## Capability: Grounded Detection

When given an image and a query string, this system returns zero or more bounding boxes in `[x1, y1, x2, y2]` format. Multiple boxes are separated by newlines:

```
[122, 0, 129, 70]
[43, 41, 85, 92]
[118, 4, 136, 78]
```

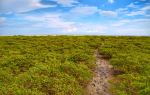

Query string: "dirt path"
[86, 50, 113, 95]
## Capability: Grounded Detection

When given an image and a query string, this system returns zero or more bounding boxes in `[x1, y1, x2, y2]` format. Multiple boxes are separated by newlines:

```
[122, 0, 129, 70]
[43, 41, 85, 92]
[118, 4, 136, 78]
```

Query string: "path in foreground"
[86, 50, 113, 95]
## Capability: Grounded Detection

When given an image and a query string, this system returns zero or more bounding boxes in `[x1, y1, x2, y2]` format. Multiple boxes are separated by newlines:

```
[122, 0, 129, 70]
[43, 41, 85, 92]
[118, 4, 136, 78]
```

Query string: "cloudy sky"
[0, 0, 150, 35]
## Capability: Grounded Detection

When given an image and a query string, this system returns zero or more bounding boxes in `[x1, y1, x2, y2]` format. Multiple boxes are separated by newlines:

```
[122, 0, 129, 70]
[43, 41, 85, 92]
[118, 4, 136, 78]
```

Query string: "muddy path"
[86, 50, 113, 95]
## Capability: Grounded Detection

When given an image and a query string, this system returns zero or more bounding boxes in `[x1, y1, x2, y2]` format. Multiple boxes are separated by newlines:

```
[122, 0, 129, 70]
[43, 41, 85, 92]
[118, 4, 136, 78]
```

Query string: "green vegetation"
[99, 37, 150, 95]
[0, 36, 149, 95]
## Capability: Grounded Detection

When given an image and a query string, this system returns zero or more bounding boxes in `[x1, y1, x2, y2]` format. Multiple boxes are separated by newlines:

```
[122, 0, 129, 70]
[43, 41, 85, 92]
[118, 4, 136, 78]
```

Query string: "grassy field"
[0, 36, 149, 95]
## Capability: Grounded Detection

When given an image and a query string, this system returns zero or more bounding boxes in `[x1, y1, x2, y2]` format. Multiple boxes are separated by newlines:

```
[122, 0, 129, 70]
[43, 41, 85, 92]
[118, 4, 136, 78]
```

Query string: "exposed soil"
[86, 50, 113, 95]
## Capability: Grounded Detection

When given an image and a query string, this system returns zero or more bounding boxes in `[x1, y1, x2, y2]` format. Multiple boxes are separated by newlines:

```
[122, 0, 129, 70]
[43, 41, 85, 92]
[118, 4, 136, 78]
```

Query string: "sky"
[0, 0, 150, 36]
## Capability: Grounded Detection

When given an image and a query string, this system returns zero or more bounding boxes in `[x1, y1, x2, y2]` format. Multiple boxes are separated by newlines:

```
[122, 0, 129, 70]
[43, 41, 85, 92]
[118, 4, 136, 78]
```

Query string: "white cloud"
[127, 3, 138, 8]
[70, 6, 98, 16]
[116, 3, 137, 14]
[114, 28, 150, 36]
[23, 13, 77, 32]
[0, 17, 6, 25]
[23, 13, 107, 33]
[115, 3, 138, 17]
[99, 10, 118, 17]
[0, 0, 56, 13]
[2, 12, 108, 34]
[112, 19, 150, 27]
[108, 18, 150, 36]
[126, 11, 145, 16]
[115, 3, 150, 17]
[116, 7, 128, 14]
[123, 4, 150, 17]
[76, 23, 107, 34]
[1, 14, 150, 35]
[108, 0, 115, 4]
[141, 5, 150, 11]
[112, 19, 130, 27]
[140, 0, 147, 1]
[51, 0, 79, 7]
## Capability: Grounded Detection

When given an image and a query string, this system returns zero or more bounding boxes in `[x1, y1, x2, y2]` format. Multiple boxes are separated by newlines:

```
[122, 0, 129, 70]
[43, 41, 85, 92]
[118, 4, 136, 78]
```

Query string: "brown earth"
[86, 50, 113, 95]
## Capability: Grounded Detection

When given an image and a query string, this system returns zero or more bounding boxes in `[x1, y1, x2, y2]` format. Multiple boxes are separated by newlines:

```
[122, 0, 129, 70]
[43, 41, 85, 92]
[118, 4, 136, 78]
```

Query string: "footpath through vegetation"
[86, 50, 113, 95]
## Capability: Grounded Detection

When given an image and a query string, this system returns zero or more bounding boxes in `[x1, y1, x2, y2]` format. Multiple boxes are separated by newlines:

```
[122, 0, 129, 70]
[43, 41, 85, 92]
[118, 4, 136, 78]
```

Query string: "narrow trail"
[86, 50, 113, 95]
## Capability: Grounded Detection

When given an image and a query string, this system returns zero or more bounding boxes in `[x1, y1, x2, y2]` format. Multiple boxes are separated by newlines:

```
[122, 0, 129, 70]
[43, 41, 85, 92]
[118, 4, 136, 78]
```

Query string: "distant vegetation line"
[0, 36, 149, 95]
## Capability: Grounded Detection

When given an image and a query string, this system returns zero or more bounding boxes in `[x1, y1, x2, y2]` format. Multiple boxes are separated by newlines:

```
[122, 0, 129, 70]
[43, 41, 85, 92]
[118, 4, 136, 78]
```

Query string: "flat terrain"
[0, 36, 149, 95]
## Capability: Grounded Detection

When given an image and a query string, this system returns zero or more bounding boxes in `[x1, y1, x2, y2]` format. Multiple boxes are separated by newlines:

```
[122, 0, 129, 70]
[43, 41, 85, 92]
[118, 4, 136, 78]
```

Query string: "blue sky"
[0, 0, 150, 36]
